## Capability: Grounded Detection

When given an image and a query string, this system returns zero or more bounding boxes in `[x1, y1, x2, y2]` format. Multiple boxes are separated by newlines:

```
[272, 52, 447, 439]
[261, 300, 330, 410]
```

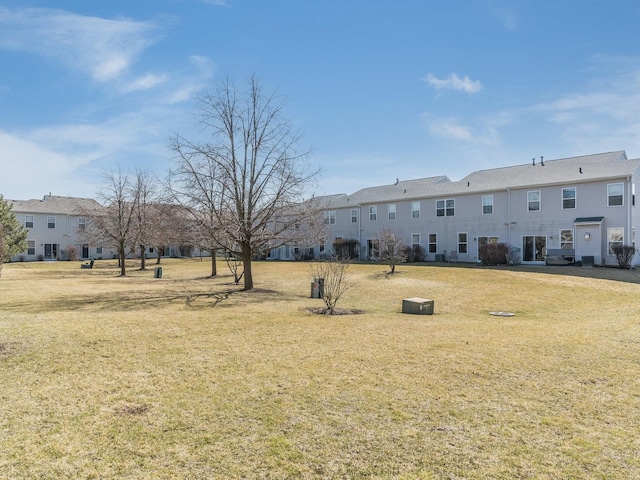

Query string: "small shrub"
[309, 257, 350, 315]
[403, 245, 426, 263]
[66, 245, 78, 261]
[479, 242, 510, 266]
[611, 245, 635, 269]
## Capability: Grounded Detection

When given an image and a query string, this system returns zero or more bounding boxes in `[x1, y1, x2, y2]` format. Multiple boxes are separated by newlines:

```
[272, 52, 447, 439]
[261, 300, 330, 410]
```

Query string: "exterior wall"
[317, 172, 640, 267]
[13, 212, 97, 261]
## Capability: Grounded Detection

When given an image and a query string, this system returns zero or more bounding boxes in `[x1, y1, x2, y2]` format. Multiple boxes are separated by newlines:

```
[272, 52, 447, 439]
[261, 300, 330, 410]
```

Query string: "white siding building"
[314, 151, 640, 267]
[8, 195, 104, 261]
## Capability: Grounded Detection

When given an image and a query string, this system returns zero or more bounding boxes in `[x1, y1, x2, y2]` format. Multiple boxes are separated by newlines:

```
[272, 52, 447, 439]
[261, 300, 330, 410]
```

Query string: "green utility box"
[402, 297, 434, 315]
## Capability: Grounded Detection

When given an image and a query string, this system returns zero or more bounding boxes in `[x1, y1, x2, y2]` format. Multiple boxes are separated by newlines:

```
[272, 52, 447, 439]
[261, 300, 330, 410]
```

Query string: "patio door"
[522, 236, 546, 262]
[44, 243, 59, 260]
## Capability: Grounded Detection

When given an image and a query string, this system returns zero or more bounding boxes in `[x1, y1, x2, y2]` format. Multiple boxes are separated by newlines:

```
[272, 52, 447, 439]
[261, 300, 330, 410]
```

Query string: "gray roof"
[323, 151, 640, 207]
[8, 195, 102, 215]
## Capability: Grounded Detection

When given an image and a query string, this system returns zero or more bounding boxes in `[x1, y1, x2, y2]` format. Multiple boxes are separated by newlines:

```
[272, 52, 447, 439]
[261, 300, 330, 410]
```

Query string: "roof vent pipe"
[540, 156, 544, 166]
[532, 157, 536, 166]
[579, 167, 583, 174]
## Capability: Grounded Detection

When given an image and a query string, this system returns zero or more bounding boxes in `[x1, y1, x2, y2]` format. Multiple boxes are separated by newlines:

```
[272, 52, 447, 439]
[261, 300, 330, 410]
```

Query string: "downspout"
[627, 175, 633, 249]
[358, 205, 362, 259]
[507, 188, 512, 245]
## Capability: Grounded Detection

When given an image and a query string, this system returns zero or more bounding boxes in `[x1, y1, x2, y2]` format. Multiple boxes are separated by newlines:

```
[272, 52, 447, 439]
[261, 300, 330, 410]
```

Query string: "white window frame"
[27, 240, 36, 256]
[607, 227, 624, 255]
[608, 183, 624, 207]
[560, 229, 574, 249]
[388, 204, 396, 220]
[411, 233, 420, 248]
[527, 191, 541, 212]
[47, 216, 56, 229]
[351, 209, 358, 223]
[411, 201, 420, 219]
[562, 187, 576, 209]
[436, 199, 455, 217]
[458, 232, 468, 254]
[324, 210, 336, 225]
[369, 206, 377, 221]
[25, 215, 34, 228]
[428, 233, 437, 253]
[78, 217, 86, 230]
[482, 195, 493, 215]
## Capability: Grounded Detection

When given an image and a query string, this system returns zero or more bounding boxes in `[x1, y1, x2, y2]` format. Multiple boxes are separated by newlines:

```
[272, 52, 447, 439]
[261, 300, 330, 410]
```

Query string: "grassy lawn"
[1, 259, 639, 479]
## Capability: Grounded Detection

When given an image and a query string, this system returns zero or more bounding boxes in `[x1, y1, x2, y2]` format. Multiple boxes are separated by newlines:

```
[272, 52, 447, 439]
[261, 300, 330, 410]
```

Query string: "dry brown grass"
[1, 259, 640, 479]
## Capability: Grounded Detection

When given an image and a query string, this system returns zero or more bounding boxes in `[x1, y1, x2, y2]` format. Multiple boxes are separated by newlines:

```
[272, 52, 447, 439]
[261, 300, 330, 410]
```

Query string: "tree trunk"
[210, 252, 217, 277]
[140, 245, 147, 270]
[242, 243, 253, 290]
[119, 240, 127, 276]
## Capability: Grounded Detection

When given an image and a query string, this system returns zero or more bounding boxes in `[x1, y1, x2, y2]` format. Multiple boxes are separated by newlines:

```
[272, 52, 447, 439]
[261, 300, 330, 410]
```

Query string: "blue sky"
[2, 1, 640, 201]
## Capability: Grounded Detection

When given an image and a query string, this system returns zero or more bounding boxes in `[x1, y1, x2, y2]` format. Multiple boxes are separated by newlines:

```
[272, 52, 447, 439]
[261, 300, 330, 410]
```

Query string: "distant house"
[7, 194, 210, 262]
[296, 151, 640, 267]
[8, 194, 104, 261]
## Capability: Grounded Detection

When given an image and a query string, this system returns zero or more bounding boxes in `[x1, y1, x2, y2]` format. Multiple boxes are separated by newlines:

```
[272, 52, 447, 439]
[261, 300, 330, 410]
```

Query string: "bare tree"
[378, 228, 407, 273]
[310, 257, 351, 315]
[132, 170, 158, 271]
[165, 152, 221, 277]
[83, 170, 139, 276]
[169, 75, 319, 289]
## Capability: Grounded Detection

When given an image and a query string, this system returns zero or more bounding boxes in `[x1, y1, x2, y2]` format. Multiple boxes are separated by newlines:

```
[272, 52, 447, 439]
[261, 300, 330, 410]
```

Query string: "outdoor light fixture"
[585, 232, 591, 240]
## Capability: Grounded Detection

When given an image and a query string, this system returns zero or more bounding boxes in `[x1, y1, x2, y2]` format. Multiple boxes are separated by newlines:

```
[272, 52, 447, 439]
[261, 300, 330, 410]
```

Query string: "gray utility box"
[402, 297, 434, 315]
[154, 267, 163, 279]
[310, 278, 325, 298]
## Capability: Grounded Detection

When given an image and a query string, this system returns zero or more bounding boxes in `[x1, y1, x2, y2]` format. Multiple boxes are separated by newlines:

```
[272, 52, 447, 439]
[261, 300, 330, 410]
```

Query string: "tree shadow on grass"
[1, 285, 289, 314]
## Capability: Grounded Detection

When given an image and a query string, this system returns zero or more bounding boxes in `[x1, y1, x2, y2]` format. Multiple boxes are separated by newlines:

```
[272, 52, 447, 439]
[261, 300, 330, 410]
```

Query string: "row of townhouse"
[6, 195, 201, 261]
[273, 151, 640, 267]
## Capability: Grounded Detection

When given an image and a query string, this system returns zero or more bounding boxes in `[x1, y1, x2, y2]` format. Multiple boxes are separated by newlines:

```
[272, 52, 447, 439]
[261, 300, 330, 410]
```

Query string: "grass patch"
[1, 259, 640, 478]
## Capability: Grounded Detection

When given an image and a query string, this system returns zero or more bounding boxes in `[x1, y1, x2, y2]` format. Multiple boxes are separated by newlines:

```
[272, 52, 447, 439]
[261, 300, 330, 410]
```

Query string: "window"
[27, 240, 35, 256]
[369, 206, 377, 221]
[25, 215, 34, 228]
[411, 234, 420, 248]
[482, 195, 493, 215]
[351, 209, 358, 223]
[608, 227, 624, 255]
[527, 191, 541, 212]
[436, 199, 455, 217]
[562, 187, 576, 209]
[78, 217, 86, 230]
[367, 239, 380, 258]
[324, 210, 336, 225]
[608, 183, 624, 206]
[458, 232, 468, 254]
[428, 233, 437, 253]
[388, 204, 396, 220]
[411, 201, 420, 219]
[47, 216, 56, 228]
[560, 229, 574, 250]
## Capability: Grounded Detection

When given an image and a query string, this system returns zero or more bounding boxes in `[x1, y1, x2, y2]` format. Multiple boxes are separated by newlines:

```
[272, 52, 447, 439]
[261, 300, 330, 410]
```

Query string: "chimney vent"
[532, 157, 536, 166]
[540, 156, 544, 166]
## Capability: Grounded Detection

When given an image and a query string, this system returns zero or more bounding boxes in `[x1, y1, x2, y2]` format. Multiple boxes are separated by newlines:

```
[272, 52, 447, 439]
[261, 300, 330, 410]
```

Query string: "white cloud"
[200, 0, 230, 6]
[0, 7, 160, 82]
[423, 73, 482, 94]
[0, 130, 97, 199]
[165, 55, 216, 104]
[121, 73, 169, 93]
[422, 113, 503, 145]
